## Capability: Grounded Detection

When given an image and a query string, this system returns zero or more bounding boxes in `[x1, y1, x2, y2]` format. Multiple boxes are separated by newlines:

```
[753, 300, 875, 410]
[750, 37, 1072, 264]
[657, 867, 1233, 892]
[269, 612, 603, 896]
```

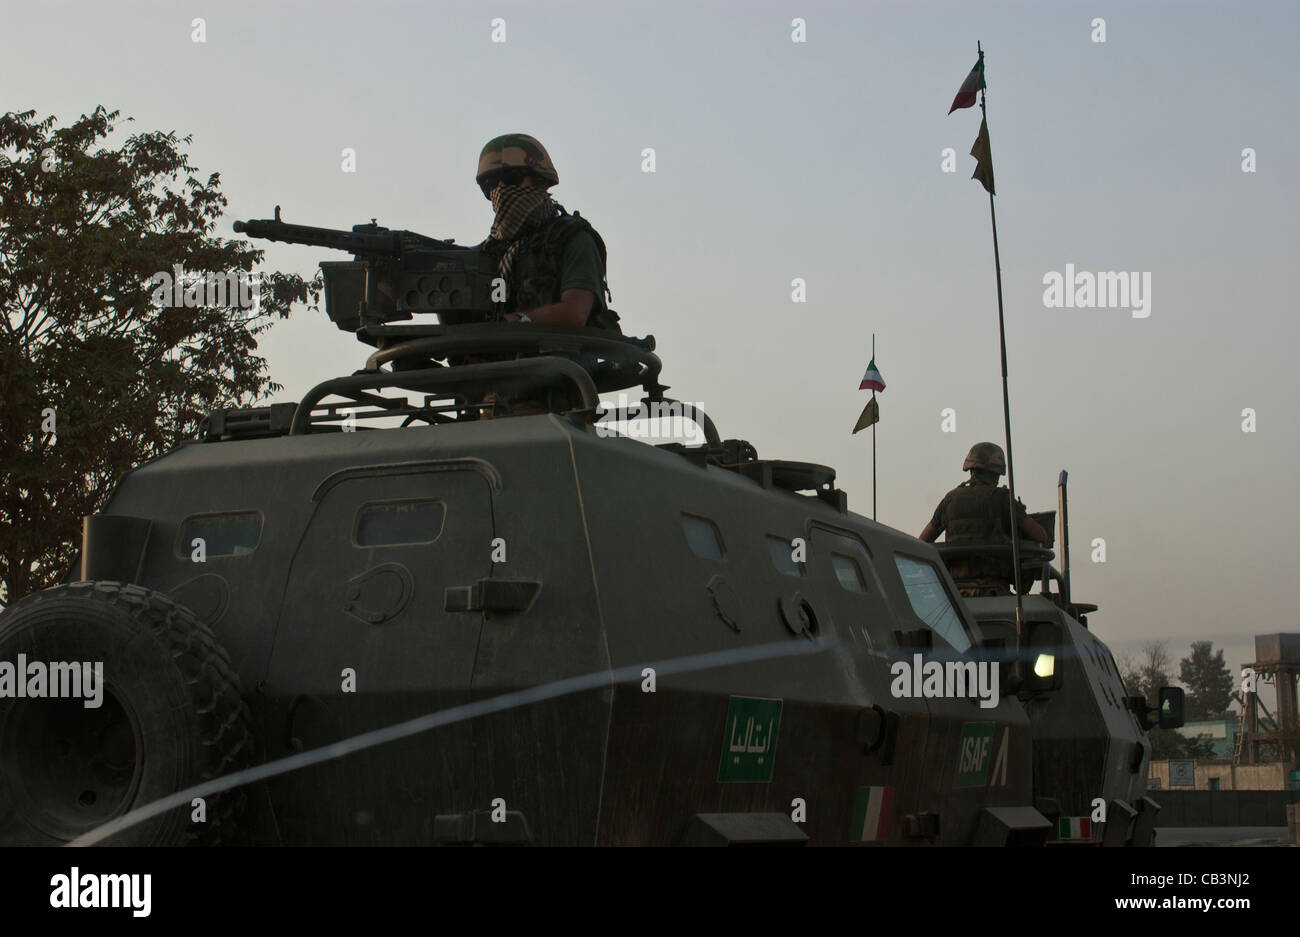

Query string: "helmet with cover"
[476, 134, 559, 197]
[962, 441, 1006, 475]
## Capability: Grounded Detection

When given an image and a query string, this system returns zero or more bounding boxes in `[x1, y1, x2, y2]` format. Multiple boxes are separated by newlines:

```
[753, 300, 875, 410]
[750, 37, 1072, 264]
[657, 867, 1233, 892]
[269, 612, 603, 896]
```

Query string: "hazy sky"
[5, 0, 1297, 684]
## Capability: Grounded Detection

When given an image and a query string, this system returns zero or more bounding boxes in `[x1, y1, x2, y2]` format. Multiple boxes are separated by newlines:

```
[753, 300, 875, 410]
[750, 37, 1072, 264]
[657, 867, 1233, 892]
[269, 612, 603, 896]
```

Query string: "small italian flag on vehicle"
[1057, 817, 1093, 840]
[850, 785, 893, 842]
[859, 358, 886, 392]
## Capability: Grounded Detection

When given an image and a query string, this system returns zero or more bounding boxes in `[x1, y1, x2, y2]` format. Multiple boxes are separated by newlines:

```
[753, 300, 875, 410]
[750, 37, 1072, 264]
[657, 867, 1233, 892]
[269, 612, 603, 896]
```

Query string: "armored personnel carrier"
[0, 214, 1180, 845]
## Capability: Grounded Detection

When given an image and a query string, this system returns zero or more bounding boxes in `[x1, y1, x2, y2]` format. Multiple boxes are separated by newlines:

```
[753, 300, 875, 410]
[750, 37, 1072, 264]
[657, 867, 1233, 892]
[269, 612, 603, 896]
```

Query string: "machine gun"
[233, 206, 498, 333]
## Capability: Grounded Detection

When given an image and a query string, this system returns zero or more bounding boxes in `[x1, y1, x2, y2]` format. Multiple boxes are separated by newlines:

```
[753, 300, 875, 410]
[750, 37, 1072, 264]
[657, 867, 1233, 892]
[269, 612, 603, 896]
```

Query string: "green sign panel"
[718, 696, 783, 783]
[954, 722, 996, 789]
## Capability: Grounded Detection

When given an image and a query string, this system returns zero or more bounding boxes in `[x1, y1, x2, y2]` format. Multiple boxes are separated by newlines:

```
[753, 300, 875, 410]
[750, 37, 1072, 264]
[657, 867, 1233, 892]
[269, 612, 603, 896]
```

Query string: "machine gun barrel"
[233, 216, 404, 256]
[232, 206, 491, 333]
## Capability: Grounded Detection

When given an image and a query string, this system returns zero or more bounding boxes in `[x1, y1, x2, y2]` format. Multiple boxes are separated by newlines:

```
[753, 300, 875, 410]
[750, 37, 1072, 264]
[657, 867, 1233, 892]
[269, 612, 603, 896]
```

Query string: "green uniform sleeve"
[1012, 495, 1028, 528]
[995, 489, 1028, 533]
[558, 232, 605, 301]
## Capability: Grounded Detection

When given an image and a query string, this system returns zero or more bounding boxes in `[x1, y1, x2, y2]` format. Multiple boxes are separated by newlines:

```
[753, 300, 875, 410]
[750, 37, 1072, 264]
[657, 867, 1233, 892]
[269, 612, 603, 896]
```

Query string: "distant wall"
[1149, 790, 1300, 827]
[1148, 760, 1292, 791]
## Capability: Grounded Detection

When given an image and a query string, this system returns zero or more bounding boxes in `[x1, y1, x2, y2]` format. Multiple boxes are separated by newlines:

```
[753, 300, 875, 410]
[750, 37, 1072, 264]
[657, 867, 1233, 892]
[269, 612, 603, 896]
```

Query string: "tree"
[1118, 640, 1215, 760]
[1118, 640, 1172, 708]
[1178, 641, 1235, 721]
[0, 107, 319, 604]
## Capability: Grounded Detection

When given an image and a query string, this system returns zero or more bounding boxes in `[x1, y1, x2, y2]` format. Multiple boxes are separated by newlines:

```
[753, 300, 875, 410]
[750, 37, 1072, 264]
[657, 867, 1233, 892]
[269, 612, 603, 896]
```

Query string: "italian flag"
[859, 358, 886, 392]
[1058, 817, 1093, 840]
[948, 57, 985, 114]
[851, 785, 894, 842]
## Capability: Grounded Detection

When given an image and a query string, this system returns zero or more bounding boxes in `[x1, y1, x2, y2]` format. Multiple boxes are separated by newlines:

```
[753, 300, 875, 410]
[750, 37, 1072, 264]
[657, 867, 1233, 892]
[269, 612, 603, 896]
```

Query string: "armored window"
[893, 554, 971, 652]
[681, 514, 725, 560]
[353, 499, 446, 547]
[177, 511, 262, 557]
[767, 535, 805, 577]
[831, 553, 867, 592]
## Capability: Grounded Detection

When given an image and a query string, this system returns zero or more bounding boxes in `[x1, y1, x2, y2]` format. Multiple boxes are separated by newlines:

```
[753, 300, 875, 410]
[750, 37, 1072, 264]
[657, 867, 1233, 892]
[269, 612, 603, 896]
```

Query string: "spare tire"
[0, 581, 253, 845]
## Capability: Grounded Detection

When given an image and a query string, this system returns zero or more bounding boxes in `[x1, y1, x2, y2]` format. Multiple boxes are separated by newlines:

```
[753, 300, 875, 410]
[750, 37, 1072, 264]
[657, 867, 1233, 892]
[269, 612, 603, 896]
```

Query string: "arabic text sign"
[718, 695, 783, 783]
[1169, 760, 1195, 787]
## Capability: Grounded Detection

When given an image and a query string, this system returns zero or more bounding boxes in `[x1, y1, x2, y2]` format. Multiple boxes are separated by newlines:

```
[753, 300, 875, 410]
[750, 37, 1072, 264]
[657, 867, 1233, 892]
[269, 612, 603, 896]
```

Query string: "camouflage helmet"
[476, 134, 559, 191]
[963, 442, 1006, 475]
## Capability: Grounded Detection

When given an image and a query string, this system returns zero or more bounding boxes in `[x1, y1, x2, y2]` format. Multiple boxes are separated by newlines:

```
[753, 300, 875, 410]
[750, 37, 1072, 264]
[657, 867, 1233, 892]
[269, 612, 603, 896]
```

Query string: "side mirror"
[1158, 686, 1185, 729]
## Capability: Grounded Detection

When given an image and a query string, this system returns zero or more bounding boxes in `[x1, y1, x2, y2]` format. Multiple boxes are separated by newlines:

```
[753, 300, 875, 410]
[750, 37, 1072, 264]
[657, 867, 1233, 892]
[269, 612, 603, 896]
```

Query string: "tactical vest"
[944, 482, 1014, 582]
[482, 208, 621, 332]
[943, 482, 1011, 542]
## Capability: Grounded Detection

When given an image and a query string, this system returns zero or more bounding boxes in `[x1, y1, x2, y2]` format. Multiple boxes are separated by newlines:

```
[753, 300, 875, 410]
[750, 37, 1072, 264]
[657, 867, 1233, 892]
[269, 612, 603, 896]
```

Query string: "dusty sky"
[5, 0, 1297, 688]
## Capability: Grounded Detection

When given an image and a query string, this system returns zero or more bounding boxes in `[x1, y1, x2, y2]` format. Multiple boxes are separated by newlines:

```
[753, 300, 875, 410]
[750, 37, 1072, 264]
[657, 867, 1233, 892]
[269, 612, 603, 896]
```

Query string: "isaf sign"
[954, 723, 1010, 789]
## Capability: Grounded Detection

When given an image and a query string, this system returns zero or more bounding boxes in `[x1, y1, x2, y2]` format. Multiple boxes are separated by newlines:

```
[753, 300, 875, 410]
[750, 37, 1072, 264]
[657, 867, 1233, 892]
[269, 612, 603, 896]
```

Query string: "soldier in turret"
[919, 442, 1047, 595]
[474, 133, 619, 332]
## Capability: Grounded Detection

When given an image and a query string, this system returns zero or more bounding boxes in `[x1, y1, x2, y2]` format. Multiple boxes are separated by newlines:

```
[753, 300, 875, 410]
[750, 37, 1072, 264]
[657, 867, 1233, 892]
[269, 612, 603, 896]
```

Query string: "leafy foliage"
[1117, 640, 1218, 760]
[1178, 640, 1235, 721]
[1118, 640, 1172, 710]
[0, 107, 319, 604]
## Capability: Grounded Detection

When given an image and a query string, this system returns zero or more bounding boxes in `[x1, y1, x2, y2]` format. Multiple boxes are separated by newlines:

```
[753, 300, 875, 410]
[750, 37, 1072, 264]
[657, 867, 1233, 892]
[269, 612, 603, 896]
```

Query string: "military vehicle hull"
[0, 403, 1155, 845]
[964, 596, 1159, 844]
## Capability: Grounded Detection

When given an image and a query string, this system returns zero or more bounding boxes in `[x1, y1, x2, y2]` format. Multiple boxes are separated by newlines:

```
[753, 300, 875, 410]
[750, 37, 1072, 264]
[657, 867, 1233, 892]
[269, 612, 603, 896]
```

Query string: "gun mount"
[234, 207, 497, 333]
[285, 323, 709, 435]
[933, 507, 1101, 623]
[232, 212, 708, 438]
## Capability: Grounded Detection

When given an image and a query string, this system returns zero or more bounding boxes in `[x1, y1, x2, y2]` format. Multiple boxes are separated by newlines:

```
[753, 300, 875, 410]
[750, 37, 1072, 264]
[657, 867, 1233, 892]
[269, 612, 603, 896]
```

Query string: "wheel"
[0, 581, 253, 844]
